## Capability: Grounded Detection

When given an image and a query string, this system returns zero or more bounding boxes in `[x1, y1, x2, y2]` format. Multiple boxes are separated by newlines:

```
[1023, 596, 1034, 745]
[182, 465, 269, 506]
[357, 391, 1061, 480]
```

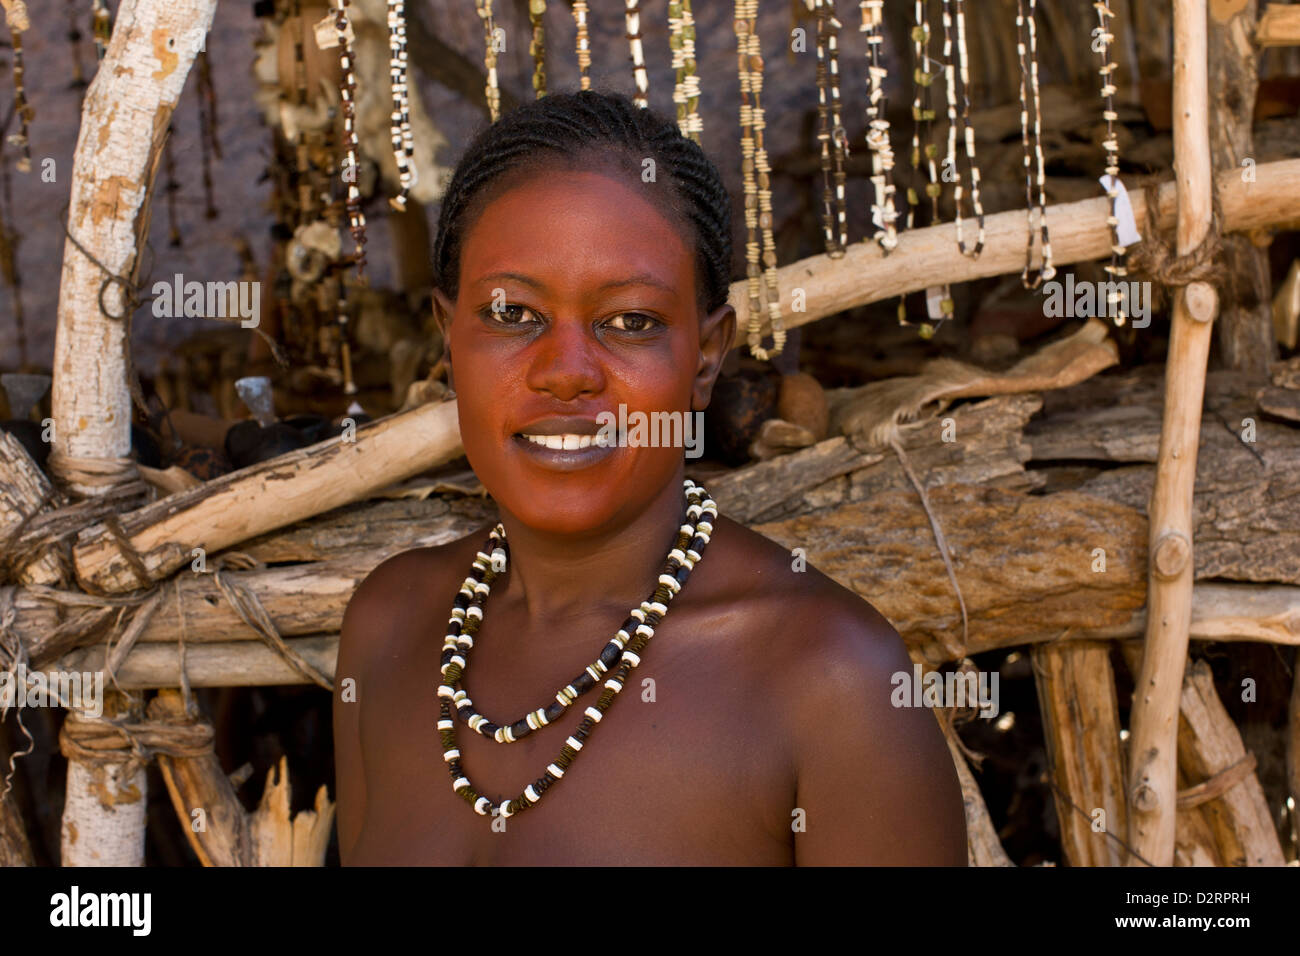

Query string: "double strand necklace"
[1016, 0, 1054, 288]
[437, 480, 718, 820]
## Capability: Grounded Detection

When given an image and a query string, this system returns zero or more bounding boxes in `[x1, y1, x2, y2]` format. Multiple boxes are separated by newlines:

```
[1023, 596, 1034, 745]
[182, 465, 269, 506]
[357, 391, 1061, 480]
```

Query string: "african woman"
[333, 90, 965, 865]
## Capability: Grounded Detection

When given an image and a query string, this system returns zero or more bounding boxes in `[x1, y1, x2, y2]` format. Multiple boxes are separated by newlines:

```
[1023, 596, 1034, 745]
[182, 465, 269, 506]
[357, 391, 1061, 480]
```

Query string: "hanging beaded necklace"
[942, 0, 984, 260]
[476, 0, 502, 123]
[736, 0, 784, 361]
[387, 0, 416, 211]
[573, 1, 592, 91]
[900, 0, 948, 338]
[437, 480, 717, 820]
[1093, 1, 1128, 326]
[810, 0, 848, 257]
[626, 0, 649, 109]
[529, 0, 547, 98]
[333, 0, 368, 283]
[669, 0, 702, 143]
[860, 0, 897, 256]
[1016, 0, 1053, 289]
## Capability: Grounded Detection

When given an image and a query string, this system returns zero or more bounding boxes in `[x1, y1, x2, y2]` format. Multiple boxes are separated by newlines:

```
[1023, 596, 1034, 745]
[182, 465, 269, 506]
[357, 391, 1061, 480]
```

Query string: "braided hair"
[432, 89, 733, 316]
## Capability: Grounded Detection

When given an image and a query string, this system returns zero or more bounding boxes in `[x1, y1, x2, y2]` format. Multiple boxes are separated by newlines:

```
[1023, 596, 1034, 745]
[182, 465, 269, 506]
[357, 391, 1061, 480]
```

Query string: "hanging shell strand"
[476, 0, 501, 122]
[736, 0, 784, 361]
[669, 0, 702, 143]
[860, 0, 897, 255]
[529, 0, 546, 98]
[1016, 0, 1053, 288]
[334, 0, 367, 282]
[942, 0, 984, 259]
[573, 1, 592, 91]
[1093, 1, 1128, 325]
[810, 0, 848, 257]
[6, 5, 33, 174]
[388, 0, 416, 210]
[626, 1, 648, 109]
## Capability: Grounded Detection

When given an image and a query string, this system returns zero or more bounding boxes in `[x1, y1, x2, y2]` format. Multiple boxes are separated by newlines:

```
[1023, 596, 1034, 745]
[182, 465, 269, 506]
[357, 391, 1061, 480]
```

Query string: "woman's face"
[435, 167, 734, 536]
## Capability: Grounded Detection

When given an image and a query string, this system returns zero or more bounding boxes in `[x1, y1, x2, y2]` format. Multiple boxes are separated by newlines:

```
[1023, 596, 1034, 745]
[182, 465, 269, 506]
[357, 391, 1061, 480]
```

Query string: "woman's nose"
[523, 318, 606, 401]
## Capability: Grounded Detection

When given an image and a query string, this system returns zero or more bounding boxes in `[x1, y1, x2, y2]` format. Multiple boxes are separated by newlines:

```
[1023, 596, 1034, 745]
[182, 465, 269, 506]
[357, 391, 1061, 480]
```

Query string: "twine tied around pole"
[1126, 181, 1225, 313]
[58, 708, 214, 806]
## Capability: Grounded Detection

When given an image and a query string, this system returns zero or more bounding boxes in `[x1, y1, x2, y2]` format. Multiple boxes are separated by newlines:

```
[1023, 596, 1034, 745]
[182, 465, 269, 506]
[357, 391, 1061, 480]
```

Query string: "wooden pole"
[50, 0, 219, 867]
[1126, 0, 1219, 866]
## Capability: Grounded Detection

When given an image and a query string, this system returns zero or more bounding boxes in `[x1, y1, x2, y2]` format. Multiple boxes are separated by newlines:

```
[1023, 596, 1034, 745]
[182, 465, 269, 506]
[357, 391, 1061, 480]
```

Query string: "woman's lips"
[510, 432, 617, 471]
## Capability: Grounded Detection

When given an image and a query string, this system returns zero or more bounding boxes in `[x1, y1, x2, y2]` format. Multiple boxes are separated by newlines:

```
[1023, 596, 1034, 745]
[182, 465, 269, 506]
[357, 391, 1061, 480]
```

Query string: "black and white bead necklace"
[437, 480, 717, 820]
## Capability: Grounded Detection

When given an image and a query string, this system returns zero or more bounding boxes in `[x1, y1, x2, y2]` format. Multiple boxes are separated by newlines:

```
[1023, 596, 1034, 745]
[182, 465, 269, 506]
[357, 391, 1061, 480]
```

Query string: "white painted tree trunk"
[52, 0, 218, 867]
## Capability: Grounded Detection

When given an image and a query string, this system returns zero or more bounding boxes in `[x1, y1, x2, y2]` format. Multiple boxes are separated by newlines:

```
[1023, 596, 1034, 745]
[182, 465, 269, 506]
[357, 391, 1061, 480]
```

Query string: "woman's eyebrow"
[473, 271, 676, 295]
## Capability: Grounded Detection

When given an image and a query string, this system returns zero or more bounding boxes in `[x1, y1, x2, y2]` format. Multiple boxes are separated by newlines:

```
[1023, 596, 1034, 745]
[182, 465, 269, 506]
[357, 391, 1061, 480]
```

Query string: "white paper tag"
[925, 285, 945, 320]
[1100, 174, 1142, 248]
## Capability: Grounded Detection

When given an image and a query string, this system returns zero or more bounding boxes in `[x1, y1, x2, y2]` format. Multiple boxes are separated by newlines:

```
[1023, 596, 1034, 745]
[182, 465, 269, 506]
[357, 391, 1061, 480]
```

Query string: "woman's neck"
[491, 465, 691, 630]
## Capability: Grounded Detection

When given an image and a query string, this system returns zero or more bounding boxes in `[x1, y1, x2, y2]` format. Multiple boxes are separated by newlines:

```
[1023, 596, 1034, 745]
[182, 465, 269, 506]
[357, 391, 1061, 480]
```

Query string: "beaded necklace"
[7, 6, 32, 174]
[333, 0, 368, 282]
[476, 0, 502, 123]
[1016, 0, 1053, 289]
[860, 0, 897, 256]
[529, 0, 547, 98]
[387, 0, 416, 211]
[573, 1, 592, 91]
[437, 480, 717, 820]
[736, 0, 784, 361]
[669, 0, 702, 143]
[626, 0, 649, 109]
[1093, 2, 1128, 325]
[902, 0, 947, 338]
[942, 0, 983, 259]
[810, 0, 848, 257]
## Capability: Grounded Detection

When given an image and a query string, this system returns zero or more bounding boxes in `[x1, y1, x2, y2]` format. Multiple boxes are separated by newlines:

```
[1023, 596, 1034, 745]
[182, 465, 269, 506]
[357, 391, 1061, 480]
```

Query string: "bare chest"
[347, 604, 794, 865]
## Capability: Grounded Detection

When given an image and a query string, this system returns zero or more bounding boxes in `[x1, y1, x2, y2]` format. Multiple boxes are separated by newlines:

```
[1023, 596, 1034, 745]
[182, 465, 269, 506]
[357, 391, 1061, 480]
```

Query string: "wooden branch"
[937, 714, 1013, 867]
[0, 431, 69, 585]
[52, 0, 219, 869]
[72, 400, 461, 594]
[249, 756, 334, 866]
[725, 159, 1300, 352]
[1176, 661, 1287, 865]
[148, 690, 250, 867]
[1033, 641, 1129, 865]
[1256, 3, 1300, 46]
[1127, 0, 1218, 868]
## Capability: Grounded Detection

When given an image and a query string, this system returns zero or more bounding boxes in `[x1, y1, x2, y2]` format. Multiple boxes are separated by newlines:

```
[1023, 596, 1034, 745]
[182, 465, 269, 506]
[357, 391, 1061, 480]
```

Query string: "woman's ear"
[692, 303, 737, 412]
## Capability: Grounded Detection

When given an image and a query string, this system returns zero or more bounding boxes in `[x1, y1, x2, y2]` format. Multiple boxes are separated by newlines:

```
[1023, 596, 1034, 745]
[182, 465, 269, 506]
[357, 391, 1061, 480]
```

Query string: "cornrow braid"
[432, 89, 733, 317]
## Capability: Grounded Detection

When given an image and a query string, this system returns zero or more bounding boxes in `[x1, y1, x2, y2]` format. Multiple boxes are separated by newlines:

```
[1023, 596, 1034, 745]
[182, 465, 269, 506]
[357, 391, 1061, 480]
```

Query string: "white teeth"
[521, 433, 598, 450]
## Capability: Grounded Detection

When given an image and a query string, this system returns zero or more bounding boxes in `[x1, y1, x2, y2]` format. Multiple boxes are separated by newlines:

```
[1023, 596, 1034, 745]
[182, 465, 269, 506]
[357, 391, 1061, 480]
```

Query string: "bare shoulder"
[709, 515, 967, 864]
[339, 528, 492, 668]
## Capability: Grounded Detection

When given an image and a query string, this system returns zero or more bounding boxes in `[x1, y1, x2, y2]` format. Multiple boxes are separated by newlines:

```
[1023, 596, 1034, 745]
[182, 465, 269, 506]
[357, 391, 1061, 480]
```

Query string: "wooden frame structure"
[2, 0, 1300, 867]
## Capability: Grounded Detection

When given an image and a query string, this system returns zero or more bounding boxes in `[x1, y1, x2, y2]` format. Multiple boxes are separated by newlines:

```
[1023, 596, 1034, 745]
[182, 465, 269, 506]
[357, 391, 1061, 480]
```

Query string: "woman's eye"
[481, 303, 541, 326]
[605, 312, 659, 333]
